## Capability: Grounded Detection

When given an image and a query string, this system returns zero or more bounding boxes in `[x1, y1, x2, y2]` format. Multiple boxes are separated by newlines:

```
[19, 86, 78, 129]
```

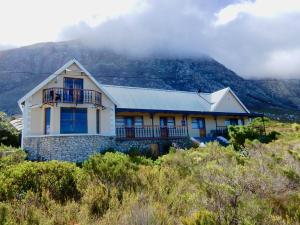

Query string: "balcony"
[43, 88, 102, 106]
[116, 126, 188, 140]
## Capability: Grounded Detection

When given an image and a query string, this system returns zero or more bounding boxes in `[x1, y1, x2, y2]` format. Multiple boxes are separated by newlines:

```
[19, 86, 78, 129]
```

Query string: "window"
[134, 117, 143, 127]
[116, 116, 143, 127]
[116, 116, 125, 127]
[44, 108, 51, 134]
[96, 109, 100, 134]
[63, 78, 84, 103]
[225, 118, 239, 126]
[60, 108, 87, 134]
[160, 117, 175, 128]
[192, 118, 205, 129]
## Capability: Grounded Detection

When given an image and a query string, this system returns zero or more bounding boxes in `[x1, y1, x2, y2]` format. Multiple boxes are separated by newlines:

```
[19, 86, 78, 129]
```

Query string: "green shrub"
[228, 125, 261, 150]
[83, 152, 140, 191]
[182, 209, 217, 225]
[0, 204, 8, 225]
[292, 123, 300, 132]
[0, 145, 26, 169]
[0, 161, 82, 202]
[82, 183, 109, 217]
[0, 113, 20, 147]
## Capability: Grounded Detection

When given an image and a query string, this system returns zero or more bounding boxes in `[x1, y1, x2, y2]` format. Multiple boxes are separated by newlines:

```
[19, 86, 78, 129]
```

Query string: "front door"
[125, 117, 135, 138]
[160, 117, 175, 138]
[64, 78, 84, 103]
[192, 118, 206, 137]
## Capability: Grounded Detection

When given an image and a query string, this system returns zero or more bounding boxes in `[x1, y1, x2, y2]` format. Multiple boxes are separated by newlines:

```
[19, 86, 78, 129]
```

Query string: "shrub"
[82, 183, 109, 217]
[0, 145, 26, 169]
[292, 123, 300, 132]
[0, 161, 82, 202]
[83, 152, 140, 192]
[228, 125, 260, 150]
[0, 204, 8, 225]
[0, 112, 20, 147]
[182, 209, 217, 225]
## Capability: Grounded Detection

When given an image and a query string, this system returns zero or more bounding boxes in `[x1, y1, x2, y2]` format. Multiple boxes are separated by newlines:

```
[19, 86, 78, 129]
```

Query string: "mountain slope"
[0, 41, 299, 117]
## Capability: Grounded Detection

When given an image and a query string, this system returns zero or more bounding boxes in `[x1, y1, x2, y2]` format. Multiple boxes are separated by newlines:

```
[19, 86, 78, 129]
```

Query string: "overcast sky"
[0, 0, 299, 78]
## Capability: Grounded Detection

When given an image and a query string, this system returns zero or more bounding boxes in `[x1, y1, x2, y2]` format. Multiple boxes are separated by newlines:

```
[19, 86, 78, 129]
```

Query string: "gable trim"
[18, 59, 119, 111]
[211, 87, 250, 113]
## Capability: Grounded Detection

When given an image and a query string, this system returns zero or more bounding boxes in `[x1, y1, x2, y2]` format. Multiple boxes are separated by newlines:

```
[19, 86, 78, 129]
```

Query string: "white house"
[18, 59, 261, 162]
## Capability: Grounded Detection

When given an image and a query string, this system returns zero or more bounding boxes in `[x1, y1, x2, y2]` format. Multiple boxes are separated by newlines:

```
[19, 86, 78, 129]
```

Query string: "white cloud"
[263, 49, 300, 77]
[215, 0, 300, 25]
[0, 0, 144, 46]
[0, 0, 300, 78]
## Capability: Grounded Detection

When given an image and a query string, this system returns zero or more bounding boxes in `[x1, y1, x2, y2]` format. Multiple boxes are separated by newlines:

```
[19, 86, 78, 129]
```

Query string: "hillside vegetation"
[0, 119, 299, 224]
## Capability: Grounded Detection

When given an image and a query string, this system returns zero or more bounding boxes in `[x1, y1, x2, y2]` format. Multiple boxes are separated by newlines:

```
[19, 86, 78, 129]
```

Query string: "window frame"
[191, 117, 205, 129]
[44, 108, 51, 135]
[60, 107, 88, 134]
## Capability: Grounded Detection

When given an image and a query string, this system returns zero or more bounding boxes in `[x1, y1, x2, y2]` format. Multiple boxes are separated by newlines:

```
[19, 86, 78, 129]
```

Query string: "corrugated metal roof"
[10, 118, 23, 131]
[102, 85, 213, 112]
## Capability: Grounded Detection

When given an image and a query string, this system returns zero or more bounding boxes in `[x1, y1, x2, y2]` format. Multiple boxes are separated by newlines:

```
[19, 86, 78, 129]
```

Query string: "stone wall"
[23, 135, 191, 162]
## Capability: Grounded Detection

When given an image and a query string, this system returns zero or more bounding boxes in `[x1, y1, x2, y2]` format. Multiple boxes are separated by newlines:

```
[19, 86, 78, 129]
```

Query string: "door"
[125, 117, 135, 138]
[64, 78, 84, 103]
[160, 117, 175, 138]
[192, 118, 206, 137]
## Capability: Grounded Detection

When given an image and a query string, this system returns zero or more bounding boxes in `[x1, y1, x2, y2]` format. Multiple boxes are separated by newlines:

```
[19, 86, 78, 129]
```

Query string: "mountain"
[0, 41, 299, 121]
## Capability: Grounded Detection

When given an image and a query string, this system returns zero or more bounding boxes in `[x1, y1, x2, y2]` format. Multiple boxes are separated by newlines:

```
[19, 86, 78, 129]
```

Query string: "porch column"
[150, 113, 155, 138]
[185, 115, 189, 136]
[214, 116, 218, 129]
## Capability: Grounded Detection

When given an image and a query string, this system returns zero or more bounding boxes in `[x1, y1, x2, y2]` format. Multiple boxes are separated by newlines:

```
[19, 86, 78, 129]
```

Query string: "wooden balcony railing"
[116, 125, 188, 140]
[43, 88, 102, 106]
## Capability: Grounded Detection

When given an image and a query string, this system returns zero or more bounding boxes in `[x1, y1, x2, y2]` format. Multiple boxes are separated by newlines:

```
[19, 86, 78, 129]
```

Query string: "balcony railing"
[116, 126, 188, 140]
[211, 126, 228, 137]
[43, 88, 102, 106]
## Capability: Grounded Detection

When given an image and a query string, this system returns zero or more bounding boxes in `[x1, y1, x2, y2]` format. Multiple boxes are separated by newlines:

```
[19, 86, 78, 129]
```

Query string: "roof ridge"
[102, 84, 212, 94]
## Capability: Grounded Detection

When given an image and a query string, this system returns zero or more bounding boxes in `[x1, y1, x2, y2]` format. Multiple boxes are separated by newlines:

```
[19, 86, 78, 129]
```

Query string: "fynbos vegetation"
[0, 119, 299, 224]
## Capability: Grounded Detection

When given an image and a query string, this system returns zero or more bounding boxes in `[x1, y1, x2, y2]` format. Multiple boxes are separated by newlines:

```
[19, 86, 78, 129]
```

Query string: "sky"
[0, 0, 300, 79]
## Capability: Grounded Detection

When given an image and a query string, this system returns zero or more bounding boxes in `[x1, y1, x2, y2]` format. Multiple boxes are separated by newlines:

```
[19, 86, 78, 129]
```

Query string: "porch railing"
[116, 126, 188, 140]
[211, 126, 228, 137]
[43, 88, 102, 106]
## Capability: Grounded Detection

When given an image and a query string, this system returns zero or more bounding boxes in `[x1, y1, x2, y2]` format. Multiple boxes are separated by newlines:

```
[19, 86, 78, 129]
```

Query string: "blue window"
[60, 108, 87, 134]
[45, 108, 51, 134]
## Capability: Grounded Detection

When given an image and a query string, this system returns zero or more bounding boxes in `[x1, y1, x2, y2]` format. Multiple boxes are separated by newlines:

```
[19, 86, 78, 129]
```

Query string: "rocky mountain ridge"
[0, 41, 299, 121]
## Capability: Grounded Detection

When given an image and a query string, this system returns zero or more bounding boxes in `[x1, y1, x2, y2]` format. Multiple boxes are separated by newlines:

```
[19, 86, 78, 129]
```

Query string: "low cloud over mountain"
[60, 0, 300, 79]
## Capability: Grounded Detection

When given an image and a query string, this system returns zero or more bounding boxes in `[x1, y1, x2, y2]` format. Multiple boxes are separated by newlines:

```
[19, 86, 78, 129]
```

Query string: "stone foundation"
[23, 135, 191, 162]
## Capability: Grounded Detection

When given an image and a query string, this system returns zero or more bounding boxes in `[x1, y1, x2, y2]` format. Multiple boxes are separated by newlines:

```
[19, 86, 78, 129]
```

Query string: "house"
[18, 59, 262, 162]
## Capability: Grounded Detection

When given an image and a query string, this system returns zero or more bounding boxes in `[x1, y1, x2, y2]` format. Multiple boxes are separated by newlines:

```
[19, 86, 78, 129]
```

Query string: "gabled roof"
[102, 85, 250, 113]
[18, 59, 118, 111]
[211, 87, 250, 113]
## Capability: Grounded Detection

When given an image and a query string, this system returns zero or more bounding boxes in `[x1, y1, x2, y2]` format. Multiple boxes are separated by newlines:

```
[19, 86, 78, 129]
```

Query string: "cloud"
[215, 0, 300, 25]
[0, 0, 142, 46]
[57, 0, 300, 79]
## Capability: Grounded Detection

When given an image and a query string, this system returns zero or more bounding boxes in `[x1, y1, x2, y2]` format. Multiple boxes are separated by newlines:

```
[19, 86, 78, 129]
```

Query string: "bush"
[228, 125, 261, 150]
[83, 152, 140, 192]
[0, 113, 20, 147]
[82, 183, 109, 218]
[292, 123, 300, 132]
[0, 161, 82, 202]
[182, 209, 217, 225]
